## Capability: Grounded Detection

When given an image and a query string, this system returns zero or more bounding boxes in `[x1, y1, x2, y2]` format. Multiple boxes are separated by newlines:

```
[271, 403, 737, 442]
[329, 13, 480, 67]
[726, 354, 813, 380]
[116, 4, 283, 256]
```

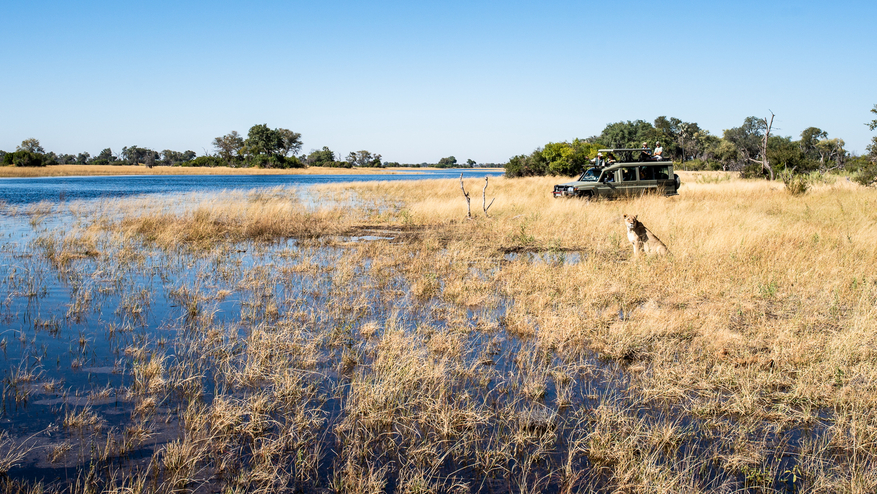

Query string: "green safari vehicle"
[552, 148, 680, 199]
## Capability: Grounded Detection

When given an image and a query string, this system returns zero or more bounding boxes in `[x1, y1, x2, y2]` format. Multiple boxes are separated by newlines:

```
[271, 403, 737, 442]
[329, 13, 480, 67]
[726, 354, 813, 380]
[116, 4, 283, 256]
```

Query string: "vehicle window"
[639, 166, 656, 180]
[579, 168, 600, 182]
[654, 166, 670, 180]
[601, 171, 615, 182]
[621, 167, 636, 182]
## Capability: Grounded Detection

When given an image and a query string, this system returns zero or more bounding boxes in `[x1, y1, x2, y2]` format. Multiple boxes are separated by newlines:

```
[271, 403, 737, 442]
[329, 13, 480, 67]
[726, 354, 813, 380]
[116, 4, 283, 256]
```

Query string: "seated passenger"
[640, 142, 651, 161]
[653, 142, 664, 161]
[602, 172, 614, 183]
[605, 152, 617, 164]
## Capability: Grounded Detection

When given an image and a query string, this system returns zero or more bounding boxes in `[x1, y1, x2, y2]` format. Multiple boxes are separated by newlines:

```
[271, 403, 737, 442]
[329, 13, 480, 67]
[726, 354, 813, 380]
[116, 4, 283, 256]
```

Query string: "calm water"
[0, 168, 504, 206]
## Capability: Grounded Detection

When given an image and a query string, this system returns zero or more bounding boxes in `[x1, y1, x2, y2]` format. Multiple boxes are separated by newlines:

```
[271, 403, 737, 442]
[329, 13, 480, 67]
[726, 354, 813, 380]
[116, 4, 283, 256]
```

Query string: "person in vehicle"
[653, 142, 664, 160]
[640, 142, 651, 161]
[594, 152, 604, 167]
[605, 152, 617, 164]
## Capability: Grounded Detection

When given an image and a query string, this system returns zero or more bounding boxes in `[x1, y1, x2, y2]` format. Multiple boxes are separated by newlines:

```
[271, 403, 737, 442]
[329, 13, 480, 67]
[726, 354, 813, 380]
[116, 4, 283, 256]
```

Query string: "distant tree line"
[505, 108, 877, 184]
[1, 123, 491, 170]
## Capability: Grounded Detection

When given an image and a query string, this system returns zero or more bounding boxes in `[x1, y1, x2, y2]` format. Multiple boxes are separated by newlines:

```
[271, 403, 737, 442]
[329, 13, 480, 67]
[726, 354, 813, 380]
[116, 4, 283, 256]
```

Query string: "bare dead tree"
[748, 111, 775, 180]
[482, 176, 495, 217]
[460, 173, 472, 219]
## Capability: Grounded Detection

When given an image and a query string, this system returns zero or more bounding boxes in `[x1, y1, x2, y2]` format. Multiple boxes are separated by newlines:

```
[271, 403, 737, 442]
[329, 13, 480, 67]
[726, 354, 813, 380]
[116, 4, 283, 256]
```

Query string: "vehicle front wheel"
[674, 174, 681, 190]
[578, 191, 594, 202]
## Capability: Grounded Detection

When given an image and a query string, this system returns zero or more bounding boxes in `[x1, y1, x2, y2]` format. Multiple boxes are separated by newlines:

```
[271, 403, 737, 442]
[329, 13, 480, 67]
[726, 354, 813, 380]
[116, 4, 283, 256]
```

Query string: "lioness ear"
[623, 214, 629, 219]
[632, 215, 637, 221]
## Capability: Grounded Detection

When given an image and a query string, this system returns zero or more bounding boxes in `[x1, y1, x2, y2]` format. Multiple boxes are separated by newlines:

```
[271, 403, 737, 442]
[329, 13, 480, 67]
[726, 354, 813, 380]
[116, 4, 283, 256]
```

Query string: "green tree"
[17, 138, 44, 154]
[799, 127, 827, 159]
[243, 124, 305, 168]
[306, 146, 336, 166]
[542, 139, 597, 176]
[57, 154, 76, 164]
[814, 138, 846, 171]
[723, 116, 769, 174]
[121, 146, 158, 166]
[245, 124, 282, 157]
[505, 149, 548, 177]
[10, 150, 49, 167]
[437, 156, 457, 168]
[466, 159, 476, 167]
[95, 148, 116, 162]
[345, 150, 382, 167]
[276, 128, 303, 157]
[765, 136, 810, 174]
[599, 120, 654, 148]
[868, 104, 877, 131]
[213, 131, 244, 164]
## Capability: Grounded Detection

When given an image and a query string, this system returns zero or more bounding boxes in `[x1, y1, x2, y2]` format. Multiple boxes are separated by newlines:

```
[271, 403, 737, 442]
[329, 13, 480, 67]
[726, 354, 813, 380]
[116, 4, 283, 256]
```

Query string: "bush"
[249, 155, 304, 169]
[180, 156, 224, 168]
[91, 158, 110, 166]
[10, 150, 48, 167]
[779, 169, 810, 196]
[852, 163, 877, 187]
[505, 151, 548, 178]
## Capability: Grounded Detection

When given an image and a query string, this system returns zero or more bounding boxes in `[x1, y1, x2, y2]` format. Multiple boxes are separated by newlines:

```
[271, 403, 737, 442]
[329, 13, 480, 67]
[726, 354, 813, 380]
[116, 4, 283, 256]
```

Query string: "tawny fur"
[623, 214, 669, 256]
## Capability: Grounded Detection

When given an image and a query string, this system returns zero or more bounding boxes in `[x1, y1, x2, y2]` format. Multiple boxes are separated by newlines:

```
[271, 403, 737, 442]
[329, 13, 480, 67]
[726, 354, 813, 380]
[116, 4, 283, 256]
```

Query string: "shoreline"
[0, 164, 503, 179]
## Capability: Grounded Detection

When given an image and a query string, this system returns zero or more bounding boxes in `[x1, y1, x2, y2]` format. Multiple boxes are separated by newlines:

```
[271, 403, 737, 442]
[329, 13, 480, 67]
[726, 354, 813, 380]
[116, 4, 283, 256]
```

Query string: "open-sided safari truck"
[552, 148, 680, 199]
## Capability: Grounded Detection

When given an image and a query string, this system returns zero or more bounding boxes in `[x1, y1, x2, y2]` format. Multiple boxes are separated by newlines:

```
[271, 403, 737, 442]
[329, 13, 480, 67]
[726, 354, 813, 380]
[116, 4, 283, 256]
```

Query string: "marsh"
[1, 171, 876, 493]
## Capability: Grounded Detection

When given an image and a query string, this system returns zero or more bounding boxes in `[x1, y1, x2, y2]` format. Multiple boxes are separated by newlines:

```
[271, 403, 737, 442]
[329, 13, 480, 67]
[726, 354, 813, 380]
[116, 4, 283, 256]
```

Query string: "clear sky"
[2, 0, 875, 164]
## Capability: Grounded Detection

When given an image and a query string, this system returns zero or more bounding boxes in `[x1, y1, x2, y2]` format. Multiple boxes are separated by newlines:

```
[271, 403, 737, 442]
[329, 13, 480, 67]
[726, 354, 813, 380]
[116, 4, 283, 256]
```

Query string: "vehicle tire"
[674, 174, 680, 190]
[579, 191, 593, 202]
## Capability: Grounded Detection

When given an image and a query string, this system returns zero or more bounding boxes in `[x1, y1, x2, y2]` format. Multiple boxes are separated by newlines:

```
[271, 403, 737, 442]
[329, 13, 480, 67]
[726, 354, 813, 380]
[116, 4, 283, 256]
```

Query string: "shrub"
[11, 150, 48, 167]
[779, 169, 810, 196]
[505, 151, 548, 178]
[852, 163, 877, 187]
[249, 155, 304, 169]
[180, 156, 224, 168]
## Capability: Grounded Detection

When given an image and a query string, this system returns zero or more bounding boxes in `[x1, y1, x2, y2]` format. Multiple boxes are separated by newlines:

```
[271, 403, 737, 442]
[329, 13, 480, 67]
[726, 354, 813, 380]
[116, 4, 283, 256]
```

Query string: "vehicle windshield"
[578, 167, 601, 182]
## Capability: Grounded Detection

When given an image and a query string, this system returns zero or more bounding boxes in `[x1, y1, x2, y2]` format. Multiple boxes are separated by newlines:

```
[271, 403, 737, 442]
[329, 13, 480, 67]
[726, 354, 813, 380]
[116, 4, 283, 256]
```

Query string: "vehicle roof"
[598, 148, 650, 152]
[599, 161, 671, 171]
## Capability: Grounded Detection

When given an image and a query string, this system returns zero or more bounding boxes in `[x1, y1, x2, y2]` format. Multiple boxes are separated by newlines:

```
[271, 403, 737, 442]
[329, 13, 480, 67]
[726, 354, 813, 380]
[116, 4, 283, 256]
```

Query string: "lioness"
[623, 214, 670, 256]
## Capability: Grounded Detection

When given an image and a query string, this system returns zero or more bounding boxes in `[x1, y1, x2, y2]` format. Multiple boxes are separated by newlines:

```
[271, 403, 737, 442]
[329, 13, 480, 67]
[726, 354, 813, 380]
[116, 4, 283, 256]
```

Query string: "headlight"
[568, 187, 574, 192]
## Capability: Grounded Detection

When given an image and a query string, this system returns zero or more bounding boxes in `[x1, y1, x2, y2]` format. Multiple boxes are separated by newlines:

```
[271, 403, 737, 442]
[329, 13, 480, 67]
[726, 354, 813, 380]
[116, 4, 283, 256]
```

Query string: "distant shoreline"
[0, 164, 503, 178]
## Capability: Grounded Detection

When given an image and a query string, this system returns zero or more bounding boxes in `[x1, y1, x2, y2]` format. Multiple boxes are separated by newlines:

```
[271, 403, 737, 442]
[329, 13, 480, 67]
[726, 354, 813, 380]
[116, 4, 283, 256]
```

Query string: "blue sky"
[2, 0, 875, 164]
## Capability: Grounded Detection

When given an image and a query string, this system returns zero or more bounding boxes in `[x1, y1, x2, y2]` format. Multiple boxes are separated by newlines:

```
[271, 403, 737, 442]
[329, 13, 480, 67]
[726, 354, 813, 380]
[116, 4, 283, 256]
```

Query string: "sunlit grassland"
[2, 172, 877, 492]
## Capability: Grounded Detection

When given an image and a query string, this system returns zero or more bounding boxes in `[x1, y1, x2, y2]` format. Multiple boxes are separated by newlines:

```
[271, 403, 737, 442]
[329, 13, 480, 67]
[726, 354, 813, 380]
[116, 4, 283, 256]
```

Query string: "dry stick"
[460, 173, 472, 219]
[482, 176, 496, 217]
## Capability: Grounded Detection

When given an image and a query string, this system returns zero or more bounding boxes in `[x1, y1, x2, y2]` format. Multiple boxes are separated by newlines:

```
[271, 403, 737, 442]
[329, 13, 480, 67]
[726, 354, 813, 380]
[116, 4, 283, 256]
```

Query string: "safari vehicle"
[552, 148, 680, 199]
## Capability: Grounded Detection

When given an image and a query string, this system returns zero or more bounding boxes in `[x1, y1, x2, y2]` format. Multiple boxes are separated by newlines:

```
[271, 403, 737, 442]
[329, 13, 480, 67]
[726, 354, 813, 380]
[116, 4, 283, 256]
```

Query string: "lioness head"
[623, 214, 638, 230]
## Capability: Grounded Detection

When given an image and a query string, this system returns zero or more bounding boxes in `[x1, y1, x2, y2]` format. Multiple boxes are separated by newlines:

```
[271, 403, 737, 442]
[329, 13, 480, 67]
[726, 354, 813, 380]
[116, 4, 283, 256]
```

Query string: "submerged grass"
[1, 171, 877, 492]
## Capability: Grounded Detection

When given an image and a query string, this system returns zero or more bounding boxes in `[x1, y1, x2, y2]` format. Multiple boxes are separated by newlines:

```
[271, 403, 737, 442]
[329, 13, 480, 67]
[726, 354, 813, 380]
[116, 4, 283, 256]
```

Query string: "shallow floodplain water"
[0, 175, 826, 492]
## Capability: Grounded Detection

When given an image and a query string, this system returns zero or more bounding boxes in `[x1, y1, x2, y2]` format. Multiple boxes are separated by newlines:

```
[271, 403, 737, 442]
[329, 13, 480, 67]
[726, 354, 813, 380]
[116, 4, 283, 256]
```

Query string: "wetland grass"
[1, 173, 876, 492]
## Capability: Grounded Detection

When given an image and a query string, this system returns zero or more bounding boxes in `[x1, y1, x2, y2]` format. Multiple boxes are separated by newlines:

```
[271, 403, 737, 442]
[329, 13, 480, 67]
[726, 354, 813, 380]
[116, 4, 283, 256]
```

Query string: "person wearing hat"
[594, 152, 605, 167]
[640, 142, 651, 161]
[653, 142, 664, 161]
